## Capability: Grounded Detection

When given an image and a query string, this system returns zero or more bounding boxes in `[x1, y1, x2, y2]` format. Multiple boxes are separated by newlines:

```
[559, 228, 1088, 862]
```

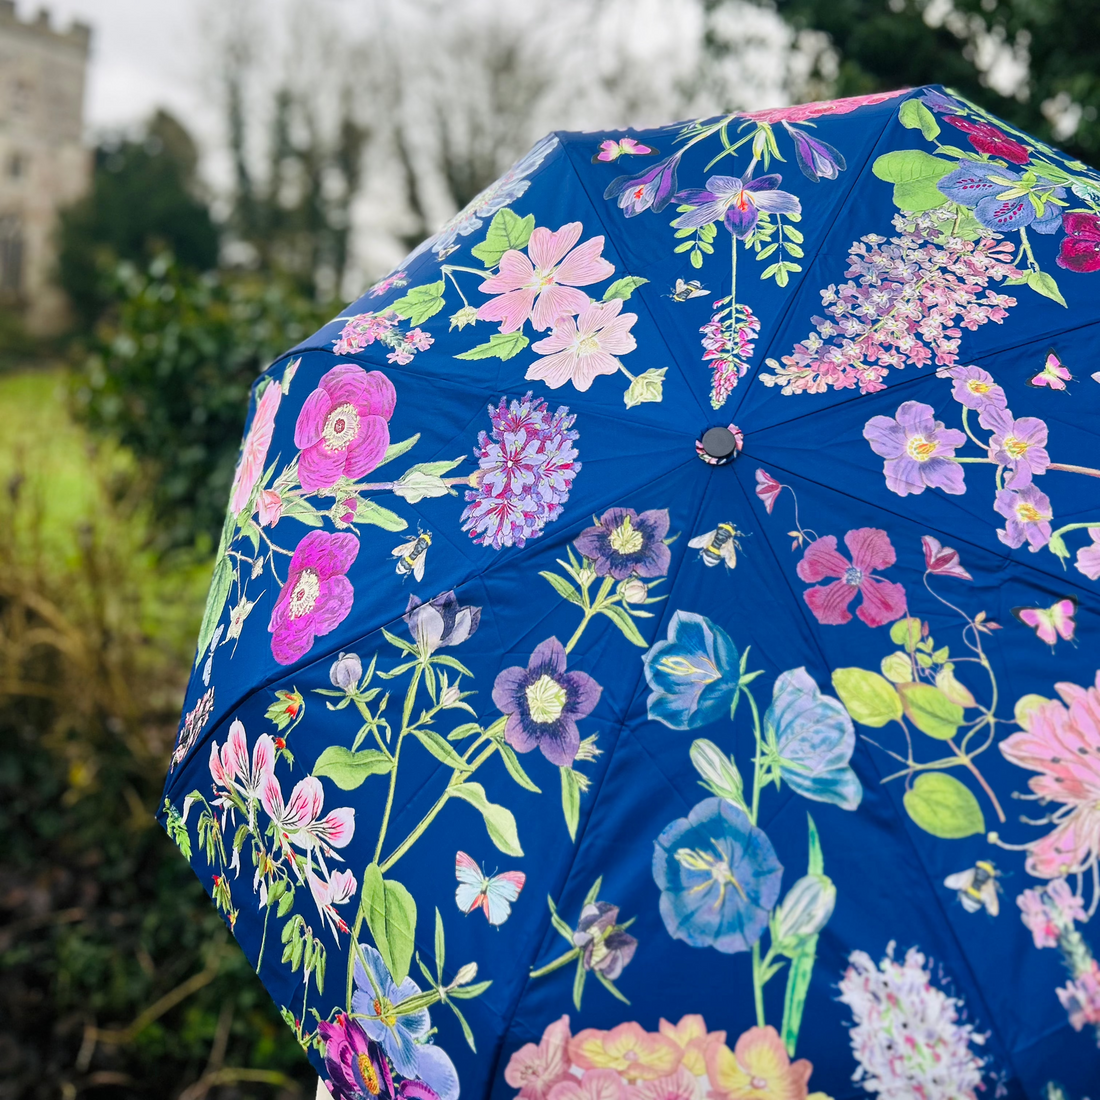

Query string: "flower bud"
[576, 561, 598, 587]
[449, 306, 479, 331]
[618, 578, 649, 605]
[452, 962, 478, 986]
[441, 683, 462, 708]
[773, 873, 836, 943]
[330, 653, 362, 692]
[690, 739, 744, 806]
[624, 367, 666, 409]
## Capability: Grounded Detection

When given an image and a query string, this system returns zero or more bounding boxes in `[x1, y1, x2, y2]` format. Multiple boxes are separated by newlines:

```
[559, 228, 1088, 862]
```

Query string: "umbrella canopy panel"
[162, 86, 1100, 1100]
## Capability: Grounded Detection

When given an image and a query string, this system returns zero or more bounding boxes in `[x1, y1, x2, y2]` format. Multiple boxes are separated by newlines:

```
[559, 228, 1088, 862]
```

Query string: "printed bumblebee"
[392, 529, 432, 582]
[668, 278, 708, 302]
[944, 860, 1001, 916]
[688, 523, 743, 570]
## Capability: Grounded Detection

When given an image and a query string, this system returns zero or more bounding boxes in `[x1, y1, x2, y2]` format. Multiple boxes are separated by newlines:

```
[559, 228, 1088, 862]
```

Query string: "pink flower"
[528, 299, 638, 391]
[754, 469, 782, 514]
[257, 489, 282, 528]
[548, 1070, 630, 1100]
[1058, 961, 1100, 1032]
[1001, 674, 1100, 877]
[476, 222, 615, 333]
[797, 528, 907, 628]
[268, 530, 359, 665]
[743, 89, 906, 125]
[306, 868, 357, 937]
[293, 363, 396, 494]
[944, 116, 1030, 165]
[261, 773, 355, 859]
[569, 1023, 682, 1082]
[504, 1015, 573, 1100]
[633, 1068, 697, 1100]
[1018, 887, 1060, 948]
[1075, 528, 1100, 580]
[922, 535, 972, 580]
[230, 381, 282, 515]
[209, 719, 275, 815]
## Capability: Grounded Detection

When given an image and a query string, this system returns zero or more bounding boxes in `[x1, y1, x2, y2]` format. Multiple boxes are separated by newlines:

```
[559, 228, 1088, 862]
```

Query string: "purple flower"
[603, 153, 682, 216]
[945, 365, 1007, 411]
[937, 160, 1064, 234]
[1075, 529, 1100, 580]
[572, 902, 637, 979]
[319, 1015, 401, 1100]
[268, 531, 359, 665]
[573, 507, 671, 581]
[404, 590, 481, 653]
[673, 172, 801, 238]
[492, 638, 601, 766]
[863, 401, 967, 497]
[797, 528, 907, 628]
[919, 89, 964, 114]
[979, 406, 1050, 485]
[783, 122, 846, 182]
[461, 394, 580, 550]
[994, 483, 1053, 551]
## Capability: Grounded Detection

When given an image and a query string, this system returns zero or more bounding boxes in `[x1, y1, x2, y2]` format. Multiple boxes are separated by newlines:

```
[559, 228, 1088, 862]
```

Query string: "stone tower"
[0, 2, 90, 333]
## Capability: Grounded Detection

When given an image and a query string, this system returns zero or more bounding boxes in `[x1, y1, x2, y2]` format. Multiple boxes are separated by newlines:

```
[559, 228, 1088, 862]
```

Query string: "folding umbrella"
[161, 85, 1100, 1099]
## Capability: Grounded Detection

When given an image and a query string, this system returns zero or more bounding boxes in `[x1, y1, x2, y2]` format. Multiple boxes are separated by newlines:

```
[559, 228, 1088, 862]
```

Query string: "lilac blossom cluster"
[761, 212, 1020, 395]
[700, 302, 760, 408]
[1018, 880, 1100, 1044]
[461, 393, 581, 550]
[332, 310, 433, 365]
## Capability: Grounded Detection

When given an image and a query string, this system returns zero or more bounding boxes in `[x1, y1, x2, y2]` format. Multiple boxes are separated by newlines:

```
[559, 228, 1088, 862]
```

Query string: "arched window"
[0, 215, 24, 294]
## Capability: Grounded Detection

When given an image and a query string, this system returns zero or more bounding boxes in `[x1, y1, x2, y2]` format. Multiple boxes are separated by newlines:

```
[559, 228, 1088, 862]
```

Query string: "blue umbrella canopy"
[161, 86, 1100, 1099]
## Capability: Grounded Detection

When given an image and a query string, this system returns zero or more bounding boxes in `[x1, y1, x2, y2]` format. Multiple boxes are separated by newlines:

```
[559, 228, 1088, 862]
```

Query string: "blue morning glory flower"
[653, 797, 783, 953]
[643, 611, 738, 729]
[764, 667, 863, 811]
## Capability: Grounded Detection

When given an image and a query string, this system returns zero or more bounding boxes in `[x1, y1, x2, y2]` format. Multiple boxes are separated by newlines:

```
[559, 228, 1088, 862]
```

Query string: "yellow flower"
[569, 1022, 682, 1082]
[658, 1014, 725, 1076]
[705, 1026, 813, 1100]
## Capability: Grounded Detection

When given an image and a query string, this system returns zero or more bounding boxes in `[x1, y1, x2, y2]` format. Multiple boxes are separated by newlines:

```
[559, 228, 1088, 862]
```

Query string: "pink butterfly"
[593, 138, 657, 163]
[455, 851, 525, 925]
[1012, 597, 1078, 647]
[1028, 350, 1073, 390]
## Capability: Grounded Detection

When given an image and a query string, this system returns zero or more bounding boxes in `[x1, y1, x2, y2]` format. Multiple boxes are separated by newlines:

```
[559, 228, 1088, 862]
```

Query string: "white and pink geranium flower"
[229, 381, 282, 515]
[261, 774, 355, 865]
[527, 300, 638, 392]
[209, 719, 276, 828]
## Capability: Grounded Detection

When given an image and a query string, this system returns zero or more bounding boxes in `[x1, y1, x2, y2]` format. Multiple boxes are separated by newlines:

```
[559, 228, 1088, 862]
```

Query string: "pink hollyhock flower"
[504, 1015, 573, 1100]
[1000, 674, 1100, 877]
[230, 381, 282, 515]
[261, 773, 355, 860]
[476, 222, 614, 333]
[257, 489, 282, 528]
[743, 89, 905, 125]
[1058, 212, 1100, 273]
[1075, 528, 1100, 580]
[368, 270, 407, 297]
[268, 530, 359, 665]
[797, 528, 907, 628]
[979, 407, 1050, 486]
[548, 1070, 630, 1100]
[1049, 877, 1089, 923]
[528, 299, 638, 391]
[944, 115, 1030, 164]
[994, 483, 1052, 551]
[294, 363, 396, 494]
[755, 469, 782, 514]
[863, 401, 967, 497]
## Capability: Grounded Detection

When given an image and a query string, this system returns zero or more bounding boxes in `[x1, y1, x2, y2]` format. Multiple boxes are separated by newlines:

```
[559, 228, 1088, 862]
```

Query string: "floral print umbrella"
[161, 86, 1100, 1100]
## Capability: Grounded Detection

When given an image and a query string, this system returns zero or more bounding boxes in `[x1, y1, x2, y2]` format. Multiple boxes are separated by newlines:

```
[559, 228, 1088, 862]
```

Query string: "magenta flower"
[269, 530, 359, 664]
[673, 173, 801, 239]
[945, 365, 1007, 412]
[333, 312, 397, 356]
[1057, 213, 1100, 273]
[230, 381, 282, 515]
[294, 363, 396, 494]
[921, 535, 972, 581]
[492, 638, 601, 766]
[574, 507, 671, 580]
[944, 115, 1030, 164]
[797, 528, 907, 628]
[369, 270, 408, 297]
[979, 406, 1050, 485]
[476, 223, 614, 333]
[744, 89, 906, 125]
[863, 401, 967, 497]
[603, 153, 682, 216]
[528, 299, 637, 391]
[994, 483, 1053, 551]
[1075, 528, 1100, 581]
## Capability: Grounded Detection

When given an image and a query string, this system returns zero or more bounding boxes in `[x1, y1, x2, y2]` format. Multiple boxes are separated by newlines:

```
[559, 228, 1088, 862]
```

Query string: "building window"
[0, 215, 24, 294]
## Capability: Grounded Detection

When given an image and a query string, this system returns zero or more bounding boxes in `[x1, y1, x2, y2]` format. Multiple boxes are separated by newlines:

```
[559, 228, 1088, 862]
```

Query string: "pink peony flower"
[528, 299, 638, 391]
[476, 222, 615, 333]
[268, 530, 359, 665]
[504, 1015, 573, 1100]
[294, 363, 396, 494]
[230, 381, 282, 515]
[797, 528, 907, 628]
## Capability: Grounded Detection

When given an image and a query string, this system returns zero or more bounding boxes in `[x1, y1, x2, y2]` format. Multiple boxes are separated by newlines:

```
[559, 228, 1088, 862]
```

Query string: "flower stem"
[1049, 462, 1100, 479]
[752, 941, 766, 1027]
[530, 947, 581, 979]
[256, 895, 271, 973]
[1052, 521, 1100, 539]
[947, 738, 1006, 823]
[960, 406, 987, 450]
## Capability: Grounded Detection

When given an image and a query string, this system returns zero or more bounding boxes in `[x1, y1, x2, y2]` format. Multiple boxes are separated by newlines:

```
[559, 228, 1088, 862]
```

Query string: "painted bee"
[688, 523, 743, 570]
[668, 278, 708, 302]
[944, 860, 1001, 916]
[392, 530, 432, 582]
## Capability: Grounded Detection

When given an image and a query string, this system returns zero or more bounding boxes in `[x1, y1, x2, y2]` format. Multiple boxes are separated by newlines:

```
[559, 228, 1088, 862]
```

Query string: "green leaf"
[756, 243, 779, 261]
[872, 149, 955, 212]
[903, 772, 985, 839]
[541, 571, 583, 605]
[784, 243, 805, 259]
[594, 970, 631, 1004]
[471, 209, 535, 267]
[784, 226, 804, 244]
[890, 616, 923, 652]
[598, 603, 647, 647]
[499, 742, 542, 792]
[897, 684, 963, 740]
[313, 746, 392, 789]
[899, 97, 941, 141]
[674, 241, 695, 254]
[361, 865, 418, 985]
[412, 729, 472, 772]
[434, 907, 445, 977]
[561, 766, 581, 842]
[450, 783, 523, 855]
[602, 276, 648, 301]
[447, 722, 482, 742]
[355, 499, 408, 531]
[1026, 270, 1068, 307]
[455, 333, 530, 361]
[280, 497, 325, 527]
[389, 281, 446, 325]
[379, 434, 420, 467]
[831, 668, 902, 727]
[880, 652, 914, 684]
[450, 1000, 477, 1052]
[572, 957, 587, 1010]
[779, 935, 818, 1056]
[195, 554, 232, 664]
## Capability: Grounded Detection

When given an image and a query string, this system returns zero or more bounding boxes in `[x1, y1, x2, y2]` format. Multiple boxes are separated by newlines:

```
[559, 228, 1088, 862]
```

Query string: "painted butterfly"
[455, 851, 525, 925]
[1012, 597, 1078, 647]
[592, 138, 657, 163]
[1028, 350, 1073, 390]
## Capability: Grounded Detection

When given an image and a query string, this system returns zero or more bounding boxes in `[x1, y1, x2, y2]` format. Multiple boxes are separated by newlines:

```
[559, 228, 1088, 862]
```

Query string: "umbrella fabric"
[161, 86, 1100, 1099]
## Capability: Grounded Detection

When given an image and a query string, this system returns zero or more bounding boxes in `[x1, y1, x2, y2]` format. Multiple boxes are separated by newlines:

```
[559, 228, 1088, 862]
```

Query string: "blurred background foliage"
[1, 0, 1096, 1097]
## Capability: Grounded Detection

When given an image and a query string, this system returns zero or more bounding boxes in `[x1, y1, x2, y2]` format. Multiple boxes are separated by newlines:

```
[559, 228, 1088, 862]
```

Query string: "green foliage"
[903, 772, 986, 838]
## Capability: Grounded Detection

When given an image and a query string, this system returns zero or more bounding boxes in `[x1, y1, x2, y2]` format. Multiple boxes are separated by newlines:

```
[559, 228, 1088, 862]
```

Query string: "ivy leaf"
[471, 209, 535, 267]
[389, 282, 446, 325]
[455, 333, 530, 361]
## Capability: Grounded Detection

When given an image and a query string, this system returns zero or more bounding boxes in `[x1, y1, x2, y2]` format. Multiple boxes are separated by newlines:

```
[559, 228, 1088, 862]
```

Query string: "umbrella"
[161, 85, 1100, 1100]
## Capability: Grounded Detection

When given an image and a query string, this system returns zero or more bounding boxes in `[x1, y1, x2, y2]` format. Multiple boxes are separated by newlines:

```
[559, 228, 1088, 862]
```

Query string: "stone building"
[0, 2, 90, 332]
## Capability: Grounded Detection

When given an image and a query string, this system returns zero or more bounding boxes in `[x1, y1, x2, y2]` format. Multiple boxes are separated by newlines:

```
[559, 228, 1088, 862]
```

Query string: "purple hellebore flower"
[269, 530, 359, 665]
[978, 406, 1050, 485]
[995, 483, 1053, 551]
[863, 401, 967, 497]
[573, 506, 671, 581]
[783, 122, 847, 182]
[404, 590, 482, 653]
[572, 901, 638, 979]
[1076, 529, 1100, 581]
[946, 365, 1007, 411]
[673, 172, 802, 238]
[603, 153, 682, 216]
[937, 160, 1065, 235]
[492, 638, 601, 767]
